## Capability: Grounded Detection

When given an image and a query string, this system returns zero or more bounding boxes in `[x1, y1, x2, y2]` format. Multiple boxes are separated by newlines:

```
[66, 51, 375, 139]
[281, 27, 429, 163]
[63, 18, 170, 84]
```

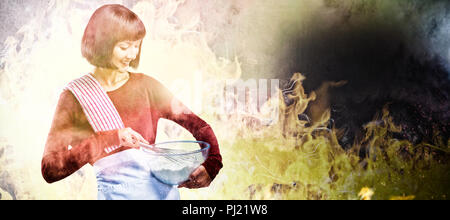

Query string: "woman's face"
[111, 39, 142, 70]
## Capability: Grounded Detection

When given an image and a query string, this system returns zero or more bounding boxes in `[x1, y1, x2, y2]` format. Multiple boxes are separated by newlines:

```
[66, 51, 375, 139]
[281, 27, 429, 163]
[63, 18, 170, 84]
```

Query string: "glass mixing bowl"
[139, 140, 210, 185]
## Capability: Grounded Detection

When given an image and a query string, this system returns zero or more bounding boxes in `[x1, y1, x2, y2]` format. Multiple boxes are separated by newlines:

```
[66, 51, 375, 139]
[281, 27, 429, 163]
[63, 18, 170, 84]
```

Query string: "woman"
[41, 4, 222, 200]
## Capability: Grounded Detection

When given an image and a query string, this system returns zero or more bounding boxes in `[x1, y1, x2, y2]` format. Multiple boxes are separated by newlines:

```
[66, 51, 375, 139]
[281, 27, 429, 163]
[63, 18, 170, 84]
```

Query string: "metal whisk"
[139, 141, 210, 166]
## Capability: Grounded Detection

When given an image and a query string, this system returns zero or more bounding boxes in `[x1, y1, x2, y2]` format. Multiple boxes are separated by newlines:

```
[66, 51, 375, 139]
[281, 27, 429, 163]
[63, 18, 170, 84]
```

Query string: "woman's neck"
[92, 67, 129, 87]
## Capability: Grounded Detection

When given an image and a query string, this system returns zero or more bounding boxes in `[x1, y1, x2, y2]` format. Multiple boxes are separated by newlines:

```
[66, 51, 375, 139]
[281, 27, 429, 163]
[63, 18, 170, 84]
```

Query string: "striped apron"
[65, 73, 179, 200]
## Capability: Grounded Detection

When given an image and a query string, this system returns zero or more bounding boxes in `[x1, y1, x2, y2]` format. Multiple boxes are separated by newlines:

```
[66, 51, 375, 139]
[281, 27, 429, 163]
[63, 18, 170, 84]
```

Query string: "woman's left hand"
[178, 165, 211, 189]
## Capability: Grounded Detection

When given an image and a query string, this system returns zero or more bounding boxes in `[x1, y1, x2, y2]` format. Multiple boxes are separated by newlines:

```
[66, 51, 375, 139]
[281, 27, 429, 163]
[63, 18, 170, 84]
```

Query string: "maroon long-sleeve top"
[41, 72, 222, 183]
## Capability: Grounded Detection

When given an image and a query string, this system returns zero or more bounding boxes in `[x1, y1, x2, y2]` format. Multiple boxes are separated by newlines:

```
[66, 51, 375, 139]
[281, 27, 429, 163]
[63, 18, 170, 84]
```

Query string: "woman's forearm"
[41, 145, 89, 183]
[195, 125, 223, 180]
[41, 130, 120, 183]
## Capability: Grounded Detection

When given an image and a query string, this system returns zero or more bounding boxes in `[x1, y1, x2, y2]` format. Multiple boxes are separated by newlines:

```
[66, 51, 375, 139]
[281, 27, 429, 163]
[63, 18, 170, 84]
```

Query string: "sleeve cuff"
[88, 129, 121, 163]
[96, 129, 121, 147]
[202, 157, 223, 180]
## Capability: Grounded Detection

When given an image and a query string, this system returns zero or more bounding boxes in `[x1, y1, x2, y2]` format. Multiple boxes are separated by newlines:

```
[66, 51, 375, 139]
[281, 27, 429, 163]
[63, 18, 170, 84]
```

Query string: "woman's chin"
[119, 67, 129, 71]
[112, 65, 129, 71]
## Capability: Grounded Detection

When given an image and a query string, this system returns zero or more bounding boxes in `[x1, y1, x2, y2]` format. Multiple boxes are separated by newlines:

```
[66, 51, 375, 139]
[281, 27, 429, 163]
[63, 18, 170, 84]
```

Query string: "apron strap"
[64, 73, 125, 153]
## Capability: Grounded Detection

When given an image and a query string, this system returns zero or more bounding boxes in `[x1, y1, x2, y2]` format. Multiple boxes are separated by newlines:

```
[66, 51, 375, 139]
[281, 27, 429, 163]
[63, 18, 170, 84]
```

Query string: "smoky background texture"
[0, 0, 449, 199]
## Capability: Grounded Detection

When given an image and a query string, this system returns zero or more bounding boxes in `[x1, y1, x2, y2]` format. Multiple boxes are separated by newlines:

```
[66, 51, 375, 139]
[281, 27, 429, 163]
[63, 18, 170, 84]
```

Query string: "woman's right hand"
[118, 127, 149, 148]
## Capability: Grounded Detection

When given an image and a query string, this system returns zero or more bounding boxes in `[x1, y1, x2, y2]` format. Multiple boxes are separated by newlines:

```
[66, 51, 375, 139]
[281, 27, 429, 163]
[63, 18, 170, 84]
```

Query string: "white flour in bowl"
[147, 156, 201, 185]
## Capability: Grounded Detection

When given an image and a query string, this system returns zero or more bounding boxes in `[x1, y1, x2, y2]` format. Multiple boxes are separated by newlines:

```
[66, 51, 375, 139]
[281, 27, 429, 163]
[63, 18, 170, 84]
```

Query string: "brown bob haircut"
[81, 4, 146, 69]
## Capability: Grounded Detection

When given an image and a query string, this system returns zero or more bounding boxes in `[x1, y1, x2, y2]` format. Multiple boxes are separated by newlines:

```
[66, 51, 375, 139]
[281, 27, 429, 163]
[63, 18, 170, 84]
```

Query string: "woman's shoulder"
[130, 72, 157, 81]
[130, 72, 165, 88]
[54, 88, 83, 117]
[60, 88, 77, 103]
[130, 72, 173, 100]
